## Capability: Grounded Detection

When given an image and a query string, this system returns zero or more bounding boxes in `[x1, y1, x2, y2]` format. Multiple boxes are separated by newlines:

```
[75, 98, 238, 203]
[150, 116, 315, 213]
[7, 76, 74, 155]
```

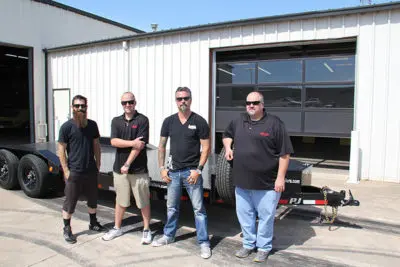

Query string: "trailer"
[0, 139, 359, 221]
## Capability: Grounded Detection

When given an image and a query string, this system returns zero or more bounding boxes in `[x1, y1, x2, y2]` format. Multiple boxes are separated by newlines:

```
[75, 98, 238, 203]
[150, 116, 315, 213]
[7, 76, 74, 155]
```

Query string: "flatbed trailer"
[0, 141, 359, 216]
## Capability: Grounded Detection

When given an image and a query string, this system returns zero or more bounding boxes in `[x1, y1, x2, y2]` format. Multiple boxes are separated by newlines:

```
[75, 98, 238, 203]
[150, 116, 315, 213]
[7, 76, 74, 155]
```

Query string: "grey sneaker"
[235, 247, 254, 258]
[102, 227, 123, 241]
[200, 244, 212, 259]
[141, 229, 152, 245]
[151, 235, 175, 247]
[253, 250, 270, 263]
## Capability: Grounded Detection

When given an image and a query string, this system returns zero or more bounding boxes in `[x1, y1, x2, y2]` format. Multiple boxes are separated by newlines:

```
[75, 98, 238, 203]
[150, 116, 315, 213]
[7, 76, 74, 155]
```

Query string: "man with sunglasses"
[222, 91, 293, 263]
[151, 87, 212, 259]
[102, 92, 152, 244]
[58, 95, 106, 244]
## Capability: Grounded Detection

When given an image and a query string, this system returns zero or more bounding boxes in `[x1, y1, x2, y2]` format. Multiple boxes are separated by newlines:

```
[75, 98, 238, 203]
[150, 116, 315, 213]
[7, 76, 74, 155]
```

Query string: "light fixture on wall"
[323, 62, 334, 72]
[258, 66, 271, 75]
[218, 68, 235, 76]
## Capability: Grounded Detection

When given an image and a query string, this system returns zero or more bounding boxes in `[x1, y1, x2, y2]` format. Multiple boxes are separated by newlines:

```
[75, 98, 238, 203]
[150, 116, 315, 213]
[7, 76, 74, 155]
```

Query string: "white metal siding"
[0, 0, 136, 142]
[48, 9, 400, 182]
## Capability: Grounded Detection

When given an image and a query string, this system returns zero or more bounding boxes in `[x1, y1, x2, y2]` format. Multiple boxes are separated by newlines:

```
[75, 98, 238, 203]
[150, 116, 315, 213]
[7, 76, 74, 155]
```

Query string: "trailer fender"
[0, 149, 20, 189]
[17, 154, 49, 198]
[215, 147, 235, 204]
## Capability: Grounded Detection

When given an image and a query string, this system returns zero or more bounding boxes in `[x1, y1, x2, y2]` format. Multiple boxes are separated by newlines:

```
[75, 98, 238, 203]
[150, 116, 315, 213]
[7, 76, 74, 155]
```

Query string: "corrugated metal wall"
[48, 9, 400, 182]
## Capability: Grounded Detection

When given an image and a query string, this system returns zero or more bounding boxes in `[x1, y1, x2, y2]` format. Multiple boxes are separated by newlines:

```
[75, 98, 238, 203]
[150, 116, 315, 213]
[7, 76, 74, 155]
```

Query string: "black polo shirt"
[223, 112, 293, 190]
[160, 112, 209, 170]
[111, 112, 149, 174]
[58, 119, 100, 174]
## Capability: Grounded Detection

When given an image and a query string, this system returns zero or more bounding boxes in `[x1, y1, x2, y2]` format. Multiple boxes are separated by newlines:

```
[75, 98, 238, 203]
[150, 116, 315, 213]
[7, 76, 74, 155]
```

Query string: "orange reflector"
[180, 196, 189, 201]
[48, 166, 53, 172]
[98, 184, 103, 189]
[203, 192, 209, 198]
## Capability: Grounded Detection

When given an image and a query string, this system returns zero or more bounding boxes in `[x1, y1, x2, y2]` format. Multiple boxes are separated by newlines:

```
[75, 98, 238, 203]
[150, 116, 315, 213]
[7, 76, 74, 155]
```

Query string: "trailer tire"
[0, 149, 20, 190]
[215, 147, 235, 204]
[18, 154, 49, 198]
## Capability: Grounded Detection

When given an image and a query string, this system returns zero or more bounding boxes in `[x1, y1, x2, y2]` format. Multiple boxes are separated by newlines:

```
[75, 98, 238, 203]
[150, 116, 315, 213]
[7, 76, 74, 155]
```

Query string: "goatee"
[73, 110, 88, 128]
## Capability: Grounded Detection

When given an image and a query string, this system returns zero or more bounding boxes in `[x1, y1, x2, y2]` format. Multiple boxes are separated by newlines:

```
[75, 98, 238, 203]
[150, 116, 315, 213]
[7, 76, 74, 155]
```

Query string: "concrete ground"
[1, 168, 400, 267]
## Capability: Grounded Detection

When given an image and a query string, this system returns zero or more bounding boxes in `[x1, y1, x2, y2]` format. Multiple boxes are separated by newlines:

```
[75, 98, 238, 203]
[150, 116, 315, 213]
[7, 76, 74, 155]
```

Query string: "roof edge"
[45, 1, 400, 53]
[32, 0, 145, 33]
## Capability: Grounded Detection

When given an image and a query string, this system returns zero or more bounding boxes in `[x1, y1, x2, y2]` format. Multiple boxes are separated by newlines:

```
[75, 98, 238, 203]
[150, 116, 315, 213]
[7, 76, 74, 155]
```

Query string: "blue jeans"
[235, 187, 281, 252]
[163, 168, 210, 246]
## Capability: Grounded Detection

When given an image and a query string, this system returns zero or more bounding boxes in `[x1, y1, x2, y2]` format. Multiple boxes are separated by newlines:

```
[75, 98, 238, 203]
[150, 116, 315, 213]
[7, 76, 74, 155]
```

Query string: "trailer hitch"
[341, 190, 360, 207]
[319, 187, 360, 227]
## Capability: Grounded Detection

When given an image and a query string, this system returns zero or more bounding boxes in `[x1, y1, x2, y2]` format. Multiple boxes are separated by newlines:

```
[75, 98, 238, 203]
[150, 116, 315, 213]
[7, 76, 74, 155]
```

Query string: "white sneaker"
[102, 227, 123, 241]
[200, 244, 212, 259]
[141, 229, 152, 245]
[151, 235, 175, 247]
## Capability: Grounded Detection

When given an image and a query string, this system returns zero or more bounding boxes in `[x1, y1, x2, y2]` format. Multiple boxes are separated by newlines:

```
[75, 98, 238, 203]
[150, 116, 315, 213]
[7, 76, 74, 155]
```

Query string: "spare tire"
[215, 147, 235, 204]
[0, 149, 19, 189]
[18, 154, 49, 198]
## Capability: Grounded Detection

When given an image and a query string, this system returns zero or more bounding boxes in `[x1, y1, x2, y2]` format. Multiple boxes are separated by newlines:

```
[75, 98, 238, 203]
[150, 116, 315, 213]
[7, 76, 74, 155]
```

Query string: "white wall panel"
[242, 26, 254, 45]
[47, 8, 400, 182]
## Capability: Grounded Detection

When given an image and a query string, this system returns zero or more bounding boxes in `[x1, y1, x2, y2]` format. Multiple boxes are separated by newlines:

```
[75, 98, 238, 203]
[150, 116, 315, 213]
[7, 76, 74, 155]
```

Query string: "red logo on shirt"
[132, 125, 138, 129]
[260, 132, 270, 137]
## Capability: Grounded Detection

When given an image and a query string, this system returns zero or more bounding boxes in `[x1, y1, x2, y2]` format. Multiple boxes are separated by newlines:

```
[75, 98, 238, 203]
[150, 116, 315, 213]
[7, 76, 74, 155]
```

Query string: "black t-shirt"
[58, 119, 100, 174]
[223, 112, 294, 190]
[160, 112, 209, 170]
[111, 112, 149, 174]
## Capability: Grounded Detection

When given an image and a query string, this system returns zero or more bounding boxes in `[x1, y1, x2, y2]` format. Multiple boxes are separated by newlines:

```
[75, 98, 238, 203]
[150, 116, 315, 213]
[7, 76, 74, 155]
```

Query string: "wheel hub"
[0, 163, 8, 181]
[23, 169, 37, 189]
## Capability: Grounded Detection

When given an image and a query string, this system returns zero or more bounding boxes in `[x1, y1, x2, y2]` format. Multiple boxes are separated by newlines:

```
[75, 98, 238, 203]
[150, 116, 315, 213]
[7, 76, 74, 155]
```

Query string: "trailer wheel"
[18, 154, 49, 198]
[215, 147, 235, 204]
[0, 149, 20, 189]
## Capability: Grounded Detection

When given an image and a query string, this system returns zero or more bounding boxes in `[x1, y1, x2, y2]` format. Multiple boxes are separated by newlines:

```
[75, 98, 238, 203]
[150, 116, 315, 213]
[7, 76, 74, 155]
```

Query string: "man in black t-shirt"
[223, 91, 293, 263]
[101, 92, 152, 244]
[151, 87, 212, 260]
[58, 95, 106, 244]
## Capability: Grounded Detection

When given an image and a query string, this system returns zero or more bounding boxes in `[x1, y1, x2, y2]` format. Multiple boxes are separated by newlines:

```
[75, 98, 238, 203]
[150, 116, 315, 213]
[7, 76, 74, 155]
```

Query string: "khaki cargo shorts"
[113, 172, 150, 209]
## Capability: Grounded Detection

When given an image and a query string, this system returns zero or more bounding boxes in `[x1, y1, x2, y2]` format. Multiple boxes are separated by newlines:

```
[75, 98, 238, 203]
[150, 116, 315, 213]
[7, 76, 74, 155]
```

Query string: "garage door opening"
[0, 45, 32, 145]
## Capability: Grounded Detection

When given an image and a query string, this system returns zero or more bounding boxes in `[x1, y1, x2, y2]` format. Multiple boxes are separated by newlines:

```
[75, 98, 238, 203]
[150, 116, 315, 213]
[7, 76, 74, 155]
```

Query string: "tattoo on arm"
[158, 136, 168, 168]
[57, 142, 69, 171]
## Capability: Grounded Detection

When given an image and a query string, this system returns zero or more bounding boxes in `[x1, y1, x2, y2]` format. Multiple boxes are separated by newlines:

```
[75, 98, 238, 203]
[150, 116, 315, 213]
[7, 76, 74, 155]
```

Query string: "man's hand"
[63, 169, 70, 181]
[131, 136, 145, 150]
[225, 148, 234, 161]
[274, 176, 285, 193]
[161, 169, 171, 183]
[187, 170, 200, 185]
[121, 165, 129, 174]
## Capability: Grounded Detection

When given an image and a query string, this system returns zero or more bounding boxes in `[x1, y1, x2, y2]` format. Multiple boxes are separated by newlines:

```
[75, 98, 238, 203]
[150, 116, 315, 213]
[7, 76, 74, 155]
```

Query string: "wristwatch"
[196, 165, 204, 175]
[123, 163, 130, 168]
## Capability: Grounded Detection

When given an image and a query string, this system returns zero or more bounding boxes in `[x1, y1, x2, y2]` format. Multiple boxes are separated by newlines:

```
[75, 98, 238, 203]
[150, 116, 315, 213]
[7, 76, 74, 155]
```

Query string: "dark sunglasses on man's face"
[176, 97, 191, 102]
[121, 100, 136, 106]
[246, 101, 261, 106]
[73, 104, 87, 109]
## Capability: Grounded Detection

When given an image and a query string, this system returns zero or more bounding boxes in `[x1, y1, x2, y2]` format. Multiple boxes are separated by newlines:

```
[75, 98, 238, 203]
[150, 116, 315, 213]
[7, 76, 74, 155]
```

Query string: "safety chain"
[322, 187, 338, 226]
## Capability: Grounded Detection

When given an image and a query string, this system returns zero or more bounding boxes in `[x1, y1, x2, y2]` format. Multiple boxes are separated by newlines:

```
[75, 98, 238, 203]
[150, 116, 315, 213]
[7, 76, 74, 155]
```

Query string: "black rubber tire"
[215, 147, 235, 204]
[0, 149, 20, 189]
[18, 154, 49, 198]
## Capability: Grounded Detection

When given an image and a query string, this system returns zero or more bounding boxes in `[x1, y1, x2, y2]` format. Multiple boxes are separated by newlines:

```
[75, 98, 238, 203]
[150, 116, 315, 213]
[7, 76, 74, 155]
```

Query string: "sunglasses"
[121, 100, 136, 106]
[73, 104, 87, 108]
[176, 97, 191, 102]
[246, 101, 261, 106]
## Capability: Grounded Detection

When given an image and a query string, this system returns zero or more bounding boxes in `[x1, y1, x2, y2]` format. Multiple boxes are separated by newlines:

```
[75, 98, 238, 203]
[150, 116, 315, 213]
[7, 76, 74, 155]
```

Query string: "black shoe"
[63, 226, 77, 244]
[89, 221, 107, 232]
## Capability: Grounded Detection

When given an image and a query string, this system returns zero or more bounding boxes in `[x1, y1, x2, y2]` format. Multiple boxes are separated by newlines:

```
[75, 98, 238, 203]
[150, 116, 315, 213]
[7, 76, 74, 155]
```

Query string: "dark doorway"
[0, 45, 31, 145]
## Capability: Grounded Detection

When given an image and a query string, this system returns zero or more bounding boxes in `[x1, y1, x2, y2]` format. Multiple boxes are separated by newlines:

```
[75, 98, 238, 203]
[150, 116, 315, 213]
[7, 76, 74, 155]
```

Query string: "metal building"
[0, 0, 142, 143]
[41, 2, 400, 183]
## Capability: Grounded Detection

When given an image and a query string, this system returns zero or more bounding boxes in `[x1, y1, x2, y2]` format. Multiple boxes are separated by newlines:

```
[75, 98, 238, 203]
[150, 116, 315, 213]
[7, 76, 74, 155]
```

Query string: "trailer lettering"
[289, 198, 302, 204]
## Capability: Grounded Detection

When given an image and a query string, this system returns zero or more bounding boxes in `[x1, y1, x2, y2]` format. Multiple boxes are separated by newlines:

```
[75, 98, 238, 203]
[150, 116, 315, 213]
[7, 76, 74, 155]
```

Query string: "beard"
[73, 110, 88, 128]
[179, 104, 188, 113]
[247, 109, 255, 116]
